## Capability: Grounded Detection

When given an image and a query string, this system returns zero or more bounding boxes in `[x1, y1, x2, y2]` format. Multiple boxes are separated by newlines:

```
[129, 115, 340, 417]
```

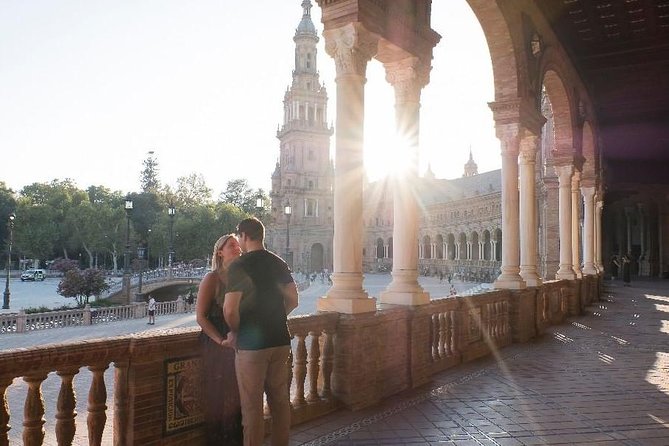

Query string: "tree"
[140, 151, 160, 193]
[57, 268, 110, 307]
[0, 182, 17, 258]
[221, 179, 265, 214]
[175, 173, 213, 207]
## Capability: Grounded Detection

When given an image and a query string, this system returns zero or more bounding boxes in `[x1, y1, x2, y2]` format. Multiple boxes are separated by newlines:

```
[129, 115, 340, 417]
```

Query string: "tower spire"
[463, 146, 478, 177]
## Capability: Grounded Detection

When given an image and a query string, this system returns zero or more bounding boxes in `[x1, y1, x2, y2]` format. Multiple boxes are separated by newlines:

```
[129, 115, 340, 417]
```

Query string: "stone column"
[638, 204, 649, 275]
[555, 163, 576, 280]
[571, 170, 583, 278]
[493, 129, 525, 289]
[624, 206, 634, 256]
[380, 55, 429, 305]
[519, 134, 541, 286]
[596, 197, 604, 272]
[318, 23, 378, 314]
[581, 185, 597, 275]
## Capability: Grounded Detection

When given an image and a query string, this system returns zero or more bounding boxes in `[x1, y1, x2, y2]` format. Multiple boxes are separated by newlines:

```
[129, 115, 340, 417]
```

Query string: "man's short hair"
[236, 217, 265, 242]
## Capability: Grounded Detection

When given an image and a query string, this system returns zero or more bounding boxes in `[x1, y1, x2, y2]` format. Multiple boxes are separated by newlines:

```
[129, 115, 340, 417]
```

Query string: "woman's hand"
[220, 332, 237, 350]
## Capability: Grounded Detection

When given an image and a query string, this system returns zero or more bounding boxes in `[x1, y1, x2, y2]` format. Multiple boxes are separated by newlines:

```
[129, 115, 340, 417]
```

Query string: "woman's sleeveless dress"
[199, 284, 242, 445]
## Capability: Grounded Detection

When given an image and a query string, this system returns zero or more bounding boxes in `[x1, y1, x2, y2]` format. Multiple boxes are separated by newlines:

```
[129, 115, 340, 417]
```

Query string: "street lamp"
[256, 193, 264, 218]
[123, 195, 133, 303]
[3, 213, 16, 310]
[284, 200, 292, 269]
[168, 204, 176, 280]
[137, 245, 146, 294]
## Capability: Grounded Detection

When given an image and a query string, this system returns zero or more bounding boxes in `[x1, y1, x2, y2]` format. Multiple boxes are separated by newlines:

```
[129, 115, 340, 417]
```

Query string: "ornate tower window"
[305, 198, 318, 217]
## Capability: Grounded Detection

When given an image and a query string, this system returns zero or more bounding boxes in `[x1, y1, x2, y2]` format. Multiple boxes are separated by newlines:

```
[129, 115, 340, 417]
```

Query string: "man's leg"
[264, 345, 291, 446]
[236, 349, 269, 446]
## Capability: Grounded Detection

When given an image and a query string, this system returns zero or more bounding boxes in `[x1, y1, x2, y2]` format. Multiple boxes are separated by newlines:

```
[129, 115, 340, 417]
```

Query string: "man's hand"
[220, 332, 237, 350]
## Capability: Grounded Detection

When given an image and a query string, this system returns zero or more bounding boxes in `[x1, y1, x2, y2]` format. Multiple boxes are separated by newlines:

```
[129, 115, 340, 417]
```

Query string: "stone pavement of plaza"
[2, 279, 669, 445]
[292, 280, 669, 446]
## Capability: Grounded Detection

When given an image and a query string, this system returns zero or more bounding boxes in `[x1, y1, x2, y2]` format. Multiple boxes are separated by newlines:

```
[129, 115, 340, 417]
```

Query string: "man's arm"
[282, 282, 299, 315]
[223, 291, 242, 332]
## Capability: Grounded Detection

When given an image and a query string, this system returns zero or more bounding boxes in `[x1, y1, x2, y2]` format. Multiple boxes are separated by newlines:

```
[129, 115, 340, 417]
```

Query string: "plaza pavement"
[292, 279, 669, 445]
[5, 278, 667, 444]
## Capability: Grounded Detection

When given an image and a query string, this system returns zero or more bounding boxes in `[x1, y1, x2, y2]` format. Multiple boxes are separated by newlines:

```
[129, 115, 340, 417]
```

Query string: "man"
[147, 295, 156, 325]
[223, 217, 298, 446]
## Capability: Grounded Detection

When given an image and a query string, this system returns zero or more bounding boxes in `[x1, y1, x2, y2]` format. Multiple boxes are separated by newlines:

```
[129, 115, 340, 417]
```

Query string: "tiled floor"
[290, 280, 669, 445]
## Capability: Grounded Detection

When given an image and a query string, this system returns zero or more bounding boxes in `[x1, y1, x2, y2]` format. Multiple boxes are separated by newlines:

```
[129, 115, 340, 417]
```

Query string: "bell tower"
[268, 0, 334, 273]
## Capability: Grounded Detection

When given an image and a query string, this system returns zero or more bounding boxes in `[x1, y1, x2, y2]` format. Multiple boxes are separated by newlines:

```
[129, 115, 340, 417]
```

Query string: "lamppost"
[256, 193, 264, 218]
[168, 204, 176, 280]
[137, 245, 146, 294]
[123, 195, 133, 303]
[284, 200, 292, 269]
[3, 213, 16, 310]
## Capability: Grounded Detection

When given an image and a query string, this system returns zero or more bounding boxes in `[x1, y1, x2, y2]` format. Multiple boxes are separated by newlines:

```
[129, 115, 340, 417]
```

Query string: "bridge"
[102, 268, 205, 303]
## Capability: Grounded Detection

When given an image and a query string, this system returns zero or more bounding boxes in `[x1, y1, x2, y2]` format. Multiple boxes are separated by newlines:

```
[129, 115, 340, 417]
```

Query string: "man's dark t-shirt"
[227, 250, 294, 350]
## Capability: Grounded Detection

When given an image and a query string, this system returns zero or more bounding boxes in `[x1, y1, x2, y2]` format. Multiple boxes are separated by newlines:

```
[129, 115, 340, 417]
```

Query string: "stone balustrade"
[0, 299, 185, 334]
[0, 276, 599, 445]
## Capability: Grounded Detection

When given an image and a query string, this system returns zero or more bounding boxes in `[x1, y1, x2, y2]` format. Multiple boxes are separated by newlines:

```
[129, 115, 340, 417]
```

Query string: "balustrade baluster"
[113, 362, 129, 446]
[430, 315, 438, 360]
[307, 331, 321, 403]
[0, 376, 11, 445]
[320, 329, 334, 399]
[56, 368, 79, 446]
[438, 313, 447, 358]
[292, 334, 307, 407]
[287, 349, 294, 398]
[449, 311, 457, 355]
[23, 373, 47, 446]
[444, 311, 453, 356]
[87, 365, 108, 446]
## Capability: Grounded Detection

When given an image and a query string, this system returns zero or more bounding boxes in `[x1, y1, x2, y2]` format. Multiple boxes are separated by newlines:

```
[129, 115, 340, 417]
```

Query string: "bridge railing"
[0, 298, 187, 334]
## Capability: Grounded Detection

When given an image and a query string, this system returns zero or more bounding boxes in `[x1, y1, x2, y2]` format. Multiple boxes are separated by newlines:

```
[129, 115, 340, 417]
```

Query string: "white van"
[20, 269, 46, 281]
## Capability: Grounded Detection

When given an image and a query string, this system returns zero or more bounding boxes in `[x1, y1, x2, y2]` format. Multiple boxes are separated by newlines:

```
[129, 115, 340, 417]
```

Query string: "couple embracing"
[196, 217, 299, 446]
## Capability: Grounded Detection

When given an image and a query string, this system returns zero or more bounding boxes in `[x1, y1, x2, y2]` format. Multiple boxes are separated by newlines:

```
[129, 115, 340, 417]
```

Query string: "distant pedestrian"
[621, 254, 632, 286]
[147, 295, 156, 325]
[186, 289, 195, 312]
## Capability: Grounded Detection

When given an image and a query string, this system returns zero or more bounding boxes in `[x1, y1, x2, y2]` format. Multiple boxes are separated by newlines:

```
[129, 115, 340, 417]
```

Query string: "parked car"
[20, 269, 46, 281]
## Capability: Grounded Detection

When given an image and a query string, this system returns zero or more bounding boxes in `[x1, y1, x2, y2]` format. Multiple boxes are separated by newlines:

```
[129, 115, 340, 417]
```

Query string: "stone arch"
[494, 228, 502, 261]
[458, 232, 467, 260]
[471, 231, 480, 260]
[581, 120, 597, 178]
[465, 1, 522, 100]
[387, 237, 393, 259]
[483, 229, 491, 260]
[422, 235, 432, 259]
[376, 238, 384, 259]
[542, 69, 576, 156]
[435, 234, 444, 259]
[447, 233, 456, 260]
[310, 243, 324, 273]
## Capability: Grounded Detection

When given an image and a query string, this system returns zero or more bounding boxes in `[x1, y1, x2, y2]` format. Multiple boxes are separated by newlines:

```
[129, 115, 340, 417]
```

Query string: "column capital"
[488, 97, 546, 134]
[554, 163, 573, 181]
[571, 170, 581, 189]
[581, 185, 596, 200]
[383, 56, 430, 104]
[323, 23, 379, 79]
[518, 133, 539, 164]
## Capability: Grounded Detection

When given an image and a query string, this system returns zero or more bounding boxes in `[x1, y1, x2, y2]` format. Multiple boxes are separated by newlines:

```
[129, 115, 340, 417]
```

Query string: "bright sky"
[0, 0, 498, 198]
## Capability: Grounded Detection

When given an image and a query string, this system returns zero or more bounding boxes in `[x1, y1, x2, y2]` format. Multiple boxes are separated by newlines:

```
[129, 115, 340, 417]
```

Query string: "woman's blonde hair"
[211, 234, 235, 271]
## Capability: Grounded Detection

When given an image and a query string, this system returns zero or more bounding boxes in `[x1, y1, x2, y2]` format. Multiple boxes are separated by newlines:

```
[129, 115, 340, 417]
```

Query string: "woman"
[196, 234, 243, 445]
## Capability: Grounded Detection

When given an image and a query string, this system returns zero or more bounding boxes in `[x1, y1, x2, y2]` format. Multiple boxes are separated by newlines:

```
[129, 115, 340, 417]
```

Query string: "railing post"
[176, 296, 185, 313]
[17, 310, 26, 333]
[87, 364, 109, 446]
[55, 368, 79, 445]
[23, 373, 48, 446]
[84, 304, 92, 325]
[0, 375, 12, 445]
[113, 361, 129, 446]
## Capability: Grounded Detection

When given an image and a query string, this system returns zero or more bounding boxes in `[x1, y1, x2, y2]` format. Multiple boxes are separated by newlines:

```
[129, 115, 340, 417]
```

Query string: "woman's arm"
[195, 272, 227, 346]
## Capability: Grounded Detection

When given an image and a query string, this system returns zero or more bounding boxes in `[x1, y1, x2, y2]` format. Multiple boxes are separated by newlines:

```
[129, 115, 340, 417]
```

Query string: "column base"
[520, 273, 542, 287]
[573, 269, 583, 279]
[556, 267, 576, 280]
[494, 273, 526, 290]
[379, 290, 430, 306]
[317, 295, 377, 314]
[583, 264, 598, 275]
